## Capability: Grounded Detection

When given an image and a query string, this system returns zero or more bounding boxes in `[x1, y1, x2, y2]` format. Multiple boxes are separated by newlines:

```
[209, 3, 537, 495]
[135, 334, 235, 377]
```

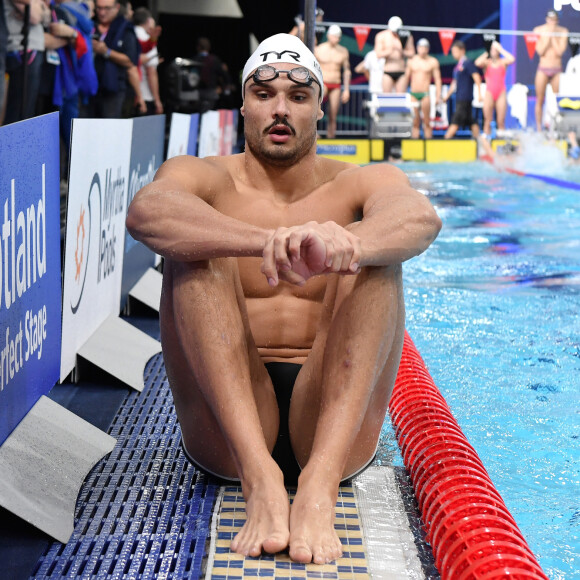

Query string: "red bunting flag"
[354, 26, 371, 52]
[439, 29, 456, 55]
[524, 33, 539, 59]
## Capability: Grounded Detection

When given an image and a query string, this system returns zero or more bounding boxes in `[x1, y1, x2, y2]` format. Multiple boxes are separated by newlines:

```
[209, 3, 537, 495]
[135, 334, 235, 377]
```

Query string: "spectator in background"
[443, 40, 482, 139]
[84, 0, 140, 118]
[474, 40, 514, 137]
[37, 0, 97, 157]
[289, 7, 324, 45]
[314, 24, 350, 139]
[0, 0, 7, 122]
[534, 10, 568, 132]
[3, 0, 50, 124]
[404, 38, 441, 139]
[354, 49, 385, 95]
[133, 6, 162, 115]
[374, 16, 414, 93]
[195, 37, 225, 113]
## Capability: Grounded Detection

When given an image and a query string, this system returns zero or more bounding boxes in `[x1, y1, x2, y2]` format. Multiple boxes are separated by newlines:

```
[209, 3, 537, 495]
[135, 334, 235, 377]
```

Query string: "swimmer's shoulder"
[317, 158, 410, 199]
[153, 154, 240, 203]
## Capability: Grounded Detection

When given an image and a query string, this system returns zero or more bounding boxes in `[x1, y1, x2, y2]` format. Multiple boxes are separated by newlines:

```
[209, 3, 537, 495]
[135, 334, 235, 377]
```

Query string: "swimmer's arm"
[474, 51, 489, 69]
[346, 164, 442, 266]
[433, 62, 442, 102]
[472, 72, 482, 102]
[535, 27, 550, 56]
[354, 59, 369, 80]
[342, 55, 351, 90]
[374, 33, 393, 59]
[403, 59, 412, 89]
[443, 79, 456, 101]
[403, 34, 415, 58]
[126, 156, 270, 261]
[553, 28, 568, 56]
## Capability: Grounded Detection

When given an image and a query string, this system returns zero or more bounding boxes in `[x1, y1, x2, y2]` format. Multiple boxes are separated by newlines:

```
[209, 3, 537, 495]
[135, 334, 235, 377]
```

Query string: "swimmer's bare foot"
[289, 467, 343, 564]
[230, 467, 290, 557]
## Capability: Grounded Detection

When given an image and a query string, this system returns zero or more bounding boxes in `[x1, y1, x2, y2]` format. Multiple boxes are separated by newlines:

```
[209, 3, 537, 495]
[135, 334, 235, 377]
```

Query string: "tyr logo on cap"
[260, 50, 301, 63]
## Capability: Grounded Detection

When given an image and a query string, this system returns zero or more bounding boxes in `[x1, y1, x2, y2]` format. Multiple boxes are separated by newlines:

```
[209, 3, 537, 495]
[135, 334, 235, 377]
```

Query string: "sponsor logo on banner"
[60, 119, 132, 381]
[317, 144, 357, 155]
[0, 113, 62, 445]
[554, 0, 580, 11]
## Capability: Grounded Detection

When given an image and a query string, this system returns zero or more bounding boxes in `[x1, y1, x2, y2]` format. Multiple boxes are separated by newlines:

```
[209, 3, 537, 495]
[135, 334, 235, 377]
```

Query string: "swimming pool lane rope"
[389, 331, 549, 579]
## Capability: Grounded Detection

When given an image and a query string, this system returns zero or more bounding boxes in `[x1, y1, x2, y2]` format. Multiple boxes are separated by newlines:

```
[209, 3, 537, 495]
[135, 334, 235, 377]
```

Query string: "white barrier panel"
[0, 113, 62, 445]
[167, 112, 199, 159]
[198, 110, 220, 158]
[60, 119, 133, 382]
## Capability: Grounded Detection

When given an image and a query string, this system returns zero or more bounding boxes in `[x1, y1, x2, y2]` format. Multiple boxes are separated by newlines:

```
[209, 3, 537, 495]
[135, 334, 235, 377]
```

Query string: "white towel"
[507, 83, 529, 128]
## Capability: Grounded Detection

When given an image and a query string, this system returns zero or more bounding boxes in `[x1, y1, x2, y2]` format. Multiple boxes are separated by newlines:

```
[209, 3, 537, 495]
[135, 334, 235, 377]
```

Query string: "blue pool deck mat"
[28, 352, 438, 580]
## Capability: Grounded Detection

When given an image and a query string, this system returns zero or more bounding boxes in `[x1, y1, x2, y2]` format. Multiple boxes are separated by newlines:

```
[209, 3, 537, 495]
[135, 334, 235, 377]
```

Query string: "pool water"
[380, 161, 580, 579]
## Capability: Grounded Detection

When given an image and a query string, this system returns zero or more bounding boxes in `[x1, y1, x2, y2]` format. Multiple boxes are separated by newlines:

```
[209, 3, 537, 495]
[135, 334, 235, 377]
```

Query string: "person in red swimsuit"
[474, 40, 515, 136]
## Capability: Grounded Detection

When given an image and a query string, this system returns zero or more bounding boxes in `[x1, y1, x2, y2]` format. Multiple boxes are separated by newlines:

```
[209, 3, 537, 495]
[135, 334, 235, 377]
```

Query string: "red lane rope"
[389, 331, 549, 580]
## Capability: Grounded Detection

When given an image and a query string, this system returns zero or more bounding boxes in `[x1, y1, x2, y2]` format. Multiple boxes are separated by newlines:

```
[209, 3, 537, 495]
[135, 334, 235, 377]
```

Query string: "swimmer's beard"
[244, 118, 317, 168]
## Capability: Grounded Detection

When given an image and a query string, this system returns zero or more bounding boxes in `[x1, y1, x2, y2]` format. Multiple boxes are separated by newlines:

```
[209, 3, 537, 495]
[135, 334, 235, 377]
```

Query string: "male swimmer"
[374, 16, 415, 93]
[533, 10, 568, 132]
[126, 33, 441, 565]
[404, 38, 442, 138]
[314, 24, 351, 138]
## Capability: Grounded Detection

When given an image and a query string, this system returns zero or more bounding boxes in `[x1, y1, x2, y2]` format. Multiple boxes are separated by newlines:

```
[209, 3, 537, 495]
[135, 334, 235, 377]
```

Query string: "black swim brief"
[267, 362, 303, 485]
[384, 70, 405, 82]
[181, 362, 376, 486]
[180, 362, 303, 485]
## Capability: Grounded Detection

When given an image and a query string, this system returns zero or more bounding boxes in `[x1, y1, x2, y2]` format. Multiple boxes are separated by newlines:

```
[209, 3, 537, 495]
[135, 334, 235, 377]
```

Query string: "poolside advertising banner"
[198, 110, 237, 158]
[121, 115, 165, 307]
[219, 109, 238, 156]
[167, 112, 199, 159]
[60, 119, 132, 382]
[0, 113, 62, 445]
[198, 110, 220, 158]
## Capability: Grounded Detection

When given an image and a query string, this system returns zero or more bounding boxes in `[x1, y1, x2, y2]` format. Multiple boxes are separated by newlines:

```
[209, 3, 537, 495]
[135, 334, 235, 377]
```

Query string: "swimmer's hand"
[262, 221, 361, 287]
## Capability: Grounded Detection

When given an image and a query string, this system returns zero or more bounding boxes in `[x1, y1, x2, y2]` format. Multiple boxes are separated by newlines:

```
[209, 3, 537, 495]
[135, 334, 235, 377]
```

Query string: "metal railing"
[317, 85, 370, 137]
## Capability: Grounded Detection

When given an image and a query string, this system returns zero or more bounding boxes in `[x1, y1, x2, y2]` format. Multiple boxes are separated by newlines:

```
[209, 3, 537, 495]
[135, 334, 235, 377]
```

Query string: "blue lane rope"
[505, 168, 580, 191]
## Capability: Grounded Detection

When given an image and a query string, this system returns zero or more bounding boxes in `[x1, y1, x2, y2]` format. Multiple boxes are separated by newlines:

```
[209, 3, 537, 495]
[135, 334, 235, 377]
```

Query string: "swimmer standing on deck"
[126, 33, 441, 565]
[404, 38, 442, 138]
[533, 10, 568, 132]
[314, 24, 351, 139]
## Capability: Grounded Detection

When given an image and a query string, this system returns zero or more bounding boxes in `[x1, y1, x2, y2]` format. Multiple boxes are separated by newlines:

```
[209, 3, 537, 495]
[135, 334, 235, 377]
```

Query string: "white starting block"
[366, 93, 413, 138]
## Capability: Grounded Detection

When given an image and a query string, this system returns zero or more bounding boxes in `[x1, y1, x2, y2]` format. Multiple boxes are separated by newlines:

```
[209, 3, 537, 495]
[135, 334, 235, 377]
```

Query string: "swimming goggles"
[248, 64, 321, 91]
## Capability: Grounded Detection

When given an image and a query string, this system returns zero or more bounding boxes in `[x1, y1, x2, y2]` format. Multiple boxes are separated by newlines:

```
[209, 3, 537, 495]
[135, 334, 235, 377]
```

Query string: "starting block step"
[402, 139, 478, 162]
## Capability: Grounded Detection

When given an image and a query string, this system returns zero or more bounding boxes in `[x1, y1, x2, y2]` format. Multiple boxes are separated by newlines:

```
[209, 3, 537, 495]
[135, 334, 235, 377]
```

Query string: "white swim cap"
[327, 24, 342, 37]
[388, 16, 403, 32]
[242, 33, 323, 98]
[417, 38, 430, 48]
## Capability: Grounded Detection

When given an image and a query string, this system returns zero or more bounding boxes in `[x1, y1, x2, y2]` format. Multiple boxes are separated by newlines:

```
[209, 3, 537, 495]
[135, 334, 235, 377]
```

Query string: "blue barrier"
[0, 113, 63, 445]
